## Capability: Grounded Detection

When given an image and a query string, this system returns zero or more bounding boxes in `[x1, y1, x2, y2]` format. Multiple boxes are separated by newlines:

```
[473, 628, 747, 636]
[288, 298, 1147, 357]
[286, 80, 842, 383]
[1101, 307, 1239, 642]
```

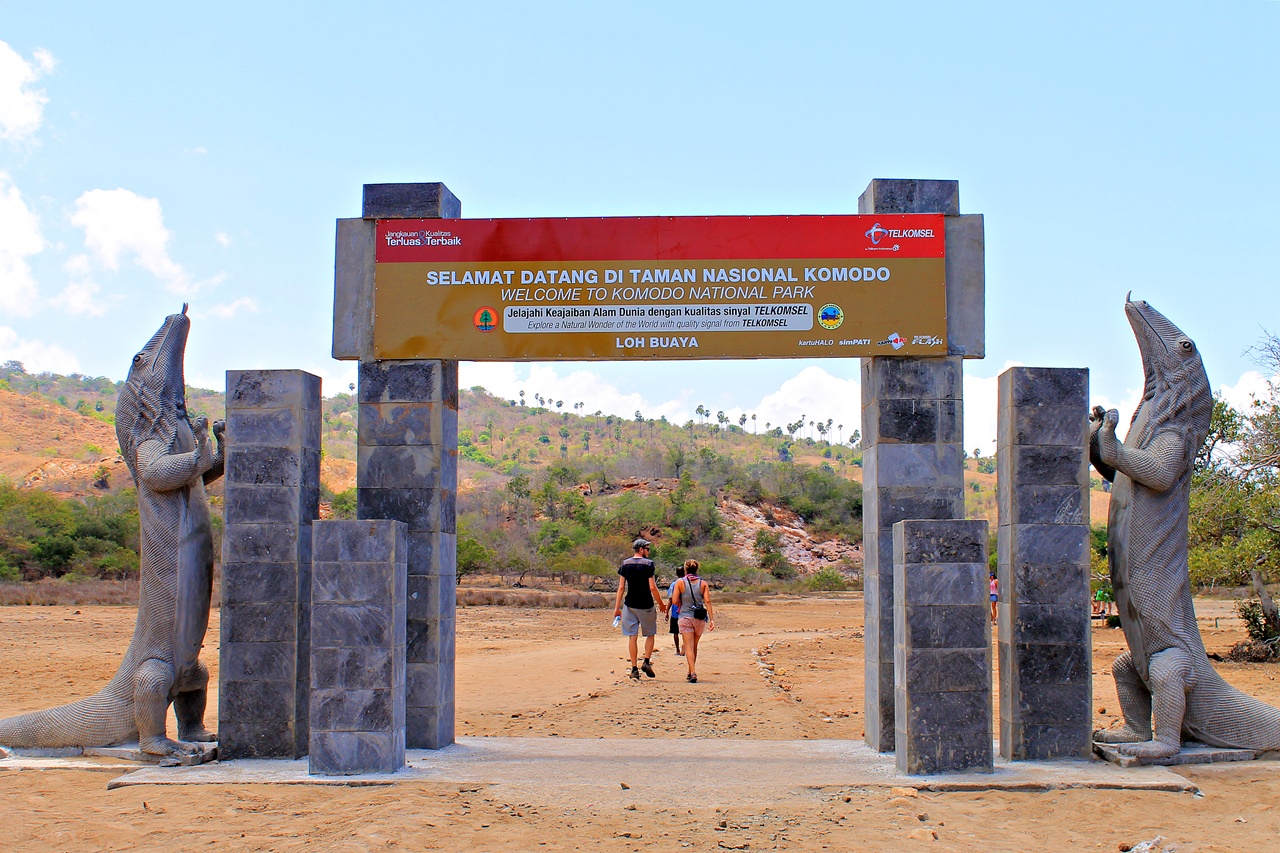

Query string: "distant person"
[672, 559, 713, 683]
[990, 572, 998, 623]
[667, 566, 686, 656]
[613, 538, 667, 680]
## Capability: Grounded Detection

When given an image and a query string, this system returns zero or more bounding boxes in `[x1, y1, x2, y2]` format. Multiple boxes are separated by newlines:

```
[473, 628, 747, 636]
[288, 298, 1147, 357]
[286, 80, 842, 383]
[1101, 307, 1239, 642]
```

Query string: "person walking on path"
[989, 572, 998, 623]
[672, 559, 713, 683]
[613, 538, 667, 680]
[667, 566, 686, 656]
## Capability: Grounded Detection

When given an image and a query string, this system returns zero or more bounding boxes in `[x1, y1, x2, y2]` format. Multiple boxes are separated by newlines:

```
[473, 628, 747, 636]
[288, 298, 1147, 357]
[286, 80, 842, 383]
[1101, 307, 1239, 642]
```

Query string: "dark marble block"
[358, 488, 452, 533]
[227, 369, 321, 412]
[998, 523, 1089, 566]
[999, 367, 1087, 410]
[998, 445, 1087, 488]
[893, 519, 992, 775]
[362, 182, 460, 220]
[862, 355, 963, 403]
[220, 369, 320, 762]
[218, 721, 301, 760]
[309, 731, 405, 776]
[358, 401, 449, 446]
[998, 403, 1090, 448]
[996, 366, 1092, 761]
[357, 444, 455, 491]
[221, 562, 301, 605]
[858, 178, 960, 217]
[895, 731, 993, 776]
[309, 519, 407, 776]
[358, 360, 458, 405]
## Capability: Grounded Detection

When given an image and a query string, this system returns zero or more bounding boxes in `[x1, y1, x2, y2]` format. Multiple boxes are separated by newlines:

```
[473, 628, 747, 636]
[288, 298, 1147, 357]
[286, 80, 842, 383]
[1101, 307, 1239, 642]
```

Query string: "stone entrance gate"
[217, 180, 1093, 776]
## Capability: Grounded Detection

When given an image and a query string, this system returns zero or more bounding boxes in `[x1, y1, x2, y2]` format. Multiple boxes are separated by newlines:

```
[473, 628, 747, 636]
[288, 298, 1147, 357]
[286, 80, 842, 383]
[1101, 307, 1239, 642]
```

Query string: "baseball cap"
[633, 538, 651, 549]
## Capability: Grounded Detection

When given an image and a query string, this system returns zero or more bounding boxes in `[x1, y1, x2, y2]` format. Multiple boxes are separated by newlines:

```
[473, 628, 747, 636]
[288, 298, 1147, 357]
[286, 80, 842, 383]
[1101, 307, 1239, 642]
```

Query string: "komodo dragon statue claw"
[1090, 296, 1280, 759]
[0, 306, 223, 758]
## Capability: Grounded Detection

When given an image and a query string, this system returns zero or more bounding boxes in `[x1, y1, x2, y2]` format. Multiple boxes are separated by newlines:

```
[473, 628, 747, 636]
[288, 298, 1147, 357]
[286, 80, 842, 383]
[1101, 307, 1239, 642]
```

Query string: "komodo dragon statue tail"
[0, 306, 224, 758]
[1090, 295, 1280, 759]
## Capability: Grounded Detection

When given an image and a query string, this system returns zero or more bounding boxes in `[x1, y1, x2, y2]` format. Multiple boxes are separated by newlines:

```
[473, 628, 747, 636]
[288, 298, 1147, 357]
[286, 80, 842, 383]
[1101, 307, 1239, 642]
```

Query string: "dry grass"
[0, 579, 138, 606]
[458, 587, 611, 608]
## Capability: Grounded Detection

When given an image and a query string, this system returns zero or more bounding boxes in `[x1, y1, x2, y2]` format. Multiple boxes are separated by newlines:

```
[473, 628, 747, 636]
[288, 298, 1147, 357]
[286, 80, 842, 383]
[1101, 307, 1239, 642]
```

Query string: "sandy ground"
[2, 595, 1280, 851]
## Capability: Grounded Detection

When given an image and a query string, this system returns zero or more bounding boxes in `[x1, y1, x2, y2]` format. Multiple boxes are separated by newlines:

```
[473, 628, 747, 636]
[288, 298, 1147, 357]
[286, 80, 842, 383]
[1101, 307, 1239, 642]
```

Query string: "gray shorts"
[620, 605, 658, 637]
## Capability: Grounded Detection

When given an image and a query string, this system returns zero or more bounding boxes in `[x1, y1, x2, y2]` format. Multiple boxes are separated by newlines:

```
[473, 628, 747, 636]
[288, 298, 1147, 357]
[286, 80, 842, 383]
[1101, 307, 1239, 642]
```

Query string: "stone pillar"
[996, 367, 1092, 760]
[219, 370, 321, 759]
[309, 520, 407, 775]
[861, 357, 965, 751]
[357, 360, 457, 749]
[894, 519, 993, 775]
[348, 181, 459, 749]
[858, 178, 969, 753]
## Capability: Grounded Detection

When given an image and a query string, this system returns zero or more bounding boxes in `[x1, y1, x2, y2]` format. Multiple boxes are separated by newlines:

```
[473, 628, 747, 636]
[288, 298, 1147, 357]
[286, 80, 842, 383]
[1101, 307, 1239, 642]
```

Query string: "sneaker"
[630, 667, 641, 680]
[640, 659, 655, 678]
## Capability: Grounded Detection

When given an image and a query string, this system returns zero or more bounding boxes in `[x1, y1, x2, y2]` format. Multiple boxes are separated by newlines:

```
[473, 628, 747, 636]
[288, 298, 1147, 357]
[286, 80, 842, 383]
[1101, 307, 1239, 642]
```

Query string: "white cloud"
[70, 188, 211, 294]
[0, 41, 54, 143]
[0, 171, 43, 316]
[204, 296, 258, 319]
[1219, 370, 1275, 413]
[215, 231, 231, 247]
[50, 279, 106, 316]
[0, 326, 79, 373]
[462, 362, 653, 420]
[749, 365, 859, 439]
[961, 366, 1006, 458]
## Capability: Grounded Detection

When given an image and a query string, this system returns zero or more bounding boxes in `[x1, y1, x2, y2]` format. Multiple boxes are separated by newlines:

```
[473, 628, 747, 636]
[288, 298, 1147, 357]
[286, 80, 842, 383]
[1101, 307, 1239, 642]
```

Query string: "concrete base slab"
[3, 742, 217, 767]
[1094, 740, 1260, 768]
[79, 738, 1209, 799]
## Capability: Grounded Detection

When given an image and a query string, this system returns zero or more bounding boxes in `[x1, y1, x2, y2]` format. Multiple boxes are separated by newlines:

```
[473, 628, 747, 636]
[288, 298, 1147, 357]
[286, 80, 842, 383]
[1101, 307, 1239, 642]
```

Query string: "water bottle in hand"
[612, 615, 622, 628]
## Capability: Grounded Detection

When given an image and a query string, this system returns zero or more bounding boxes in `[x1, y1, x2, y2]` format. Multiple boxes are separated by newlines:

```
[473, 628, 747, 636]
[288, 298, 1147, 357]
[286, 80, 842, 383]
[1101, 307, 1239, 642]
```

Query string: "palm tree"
[751, 413, 757, 433]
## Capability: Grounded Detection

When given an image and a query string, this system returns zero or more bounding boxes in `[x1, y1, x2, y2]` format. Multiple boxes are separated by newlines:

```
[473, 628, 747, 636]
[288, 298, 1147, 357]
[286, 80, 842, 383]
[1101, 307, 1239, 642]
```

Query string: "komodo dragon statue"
[0, 306, 223, 759]
[1090, 296, 1280, 759]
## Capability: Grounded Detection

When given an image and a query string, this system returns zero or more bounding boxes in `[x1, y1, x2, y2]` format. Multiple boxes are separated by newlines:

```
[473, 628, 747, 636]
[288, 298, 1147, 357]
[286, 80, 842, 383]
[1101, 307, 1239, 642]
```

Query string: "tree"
[1189, 330, 1280, 588]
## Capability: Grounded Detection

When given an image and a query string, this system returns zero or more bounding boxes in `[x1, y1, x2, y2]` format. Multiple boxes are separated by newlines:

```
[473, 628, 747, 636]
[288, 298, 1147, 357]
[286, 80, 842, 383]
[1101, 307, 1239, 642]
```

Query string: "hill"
[0, 363, 1111, 591]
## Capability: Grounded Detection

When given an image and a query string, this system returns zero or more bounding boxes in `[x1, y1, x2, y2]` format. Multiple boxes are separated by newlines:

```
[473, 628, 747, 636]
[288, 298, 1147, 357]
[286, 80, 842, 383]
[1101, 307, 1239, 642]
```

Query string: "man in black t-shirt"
[613, 537, 667, 680]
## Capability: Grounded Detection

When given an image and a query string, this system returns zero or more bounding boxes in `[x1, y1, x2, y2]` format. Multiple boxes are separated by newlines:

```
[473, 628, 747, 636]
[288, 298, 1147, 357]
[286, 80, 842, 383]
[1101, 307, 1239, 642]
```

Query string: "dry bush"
[458, 586, 610, 609]
[0, 579, 138, 606]
[1226, 640, 1280, 663]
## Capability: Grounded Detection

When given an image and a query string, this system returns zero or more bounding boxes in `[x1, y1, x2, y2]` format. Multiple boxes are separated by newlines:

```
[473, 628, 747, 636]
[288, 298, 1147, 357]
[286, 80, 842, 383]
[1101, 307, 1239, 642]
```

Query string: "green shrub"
[754, 529, 793, 579]
[806, 567, 847, 591]
[331, 489, 357, 519]
[1239, 599, 1280, 643]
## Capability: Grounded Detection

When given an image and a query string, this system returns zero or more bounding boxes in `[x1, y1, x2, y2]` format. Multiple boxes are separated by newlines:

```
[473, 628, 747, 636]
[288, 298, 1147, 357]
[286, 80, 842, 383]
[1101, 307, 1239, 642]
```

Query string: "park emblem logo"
[817, 303, 845, 330]
[473, 306, 498, 332]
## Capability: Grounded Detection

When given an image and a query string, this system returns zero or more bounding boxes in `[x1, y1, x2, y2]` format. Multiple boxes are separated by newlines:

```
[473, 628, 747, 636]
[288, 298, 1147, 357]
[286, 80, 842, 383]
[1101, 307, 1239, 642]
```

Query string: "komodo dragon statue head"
[1125, 294, 1213, 460]
[0, 306, 224, 762]
[116, 305, 194, 479]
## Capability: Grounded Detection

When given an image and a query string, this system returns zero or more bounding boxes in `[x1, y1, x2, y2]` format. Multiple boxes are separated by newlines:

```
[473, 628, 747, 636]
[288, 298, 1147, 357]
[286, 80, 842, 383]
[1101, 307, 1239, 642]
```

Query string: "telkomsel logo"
[384, 228, 462, 247]
[865, 223, 890, 245]
[864, 221, 936, 252]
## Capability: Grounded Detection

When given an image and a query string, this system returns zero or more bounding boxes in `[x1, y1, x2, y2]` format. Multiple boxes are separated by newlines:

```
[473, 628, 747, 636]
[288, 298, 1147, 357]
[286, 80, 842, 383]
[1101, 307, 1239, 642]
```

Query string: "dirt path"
[3, 595, 1280, 851]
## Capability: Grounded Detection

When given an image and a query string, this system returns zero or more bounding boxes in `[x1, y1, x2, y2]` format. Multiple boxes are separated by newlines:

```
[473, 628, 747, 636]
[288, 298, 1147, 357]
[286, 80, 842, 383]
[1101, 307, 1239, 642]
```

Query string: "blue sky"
[2, 2, 1277, 453]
